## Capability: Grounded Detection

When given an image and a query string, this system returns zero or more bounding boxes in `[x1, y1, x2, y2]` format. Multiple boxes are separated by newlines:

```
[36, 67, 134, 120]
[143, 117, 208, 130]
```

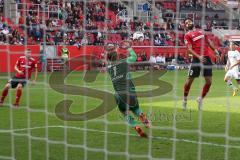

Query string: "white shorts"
[225, 69, 240, 80]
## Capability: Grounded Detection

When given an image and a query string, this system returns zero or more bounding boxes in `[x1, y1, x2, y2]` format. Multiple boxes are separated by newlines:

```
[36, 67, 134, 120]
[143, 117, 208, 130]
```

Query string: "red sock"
[184, 83, 192, 98]
[1, 88, 9, 102]
[15, 88, 22, 104]
[201, 83, 211, 98]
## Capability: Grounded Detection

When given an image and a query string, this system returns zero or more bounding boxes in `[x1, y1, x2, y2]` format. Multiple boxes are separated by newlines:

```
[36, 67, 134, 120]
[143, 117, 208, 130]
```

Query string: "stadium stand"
[0, 0, 239, 70]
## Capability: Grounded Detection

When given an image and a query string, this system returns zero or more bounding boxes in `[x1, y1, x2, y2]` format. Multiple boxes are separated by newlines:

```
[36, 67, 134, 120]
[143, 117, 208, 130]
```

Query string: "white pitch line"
[19, 86, 234, 94]
[0, 125, 240, 150]
[0, 155, 13, 160]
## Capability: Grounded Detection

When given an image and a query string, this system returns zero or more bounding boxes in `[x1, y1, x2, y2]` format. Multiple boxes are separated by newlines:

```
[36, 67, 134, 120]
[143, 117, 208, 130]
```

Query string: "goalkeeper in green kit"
[105, 40, 151, 138]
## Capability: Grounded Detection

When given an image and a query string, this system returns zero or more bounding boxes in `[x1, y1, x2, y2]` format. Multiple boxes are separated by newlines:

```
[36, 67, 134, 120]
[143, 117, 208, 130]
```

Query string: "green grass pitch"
[0, 69, 240, 160]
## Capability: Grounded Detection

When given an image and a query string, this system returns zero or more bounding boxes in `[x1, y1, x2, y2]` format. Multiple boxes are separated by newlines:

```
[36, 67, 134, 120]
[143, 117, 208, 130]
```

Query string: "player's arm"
[120, 40, 137, 63]
[207, 39, 220, 56]
[186, 44, 206, 62]
[14, 60, 23, 75]
[229, 60, 240, 70]
[229, 52, 240, 70]
[225, 59, 230, 71]
[126, 48, 137, 63]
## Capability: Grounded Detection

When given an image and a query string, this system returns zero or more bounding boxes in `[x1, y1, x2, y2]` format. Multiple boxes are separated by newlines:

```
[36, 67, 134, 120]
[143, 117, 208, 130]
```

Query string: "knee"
[186, 78, 194, 85]
[206, 80, 212, 85]
[5, 83, 11, 89]
[224, 76, 230, 82]
[16, 84, 23, 90]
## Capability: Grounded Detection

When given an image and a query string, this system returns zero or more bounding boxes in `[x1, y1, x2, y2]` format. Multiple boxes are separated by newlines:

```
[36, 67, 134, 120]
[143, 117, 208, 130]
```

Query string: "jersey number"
[189, 70, 193, 76]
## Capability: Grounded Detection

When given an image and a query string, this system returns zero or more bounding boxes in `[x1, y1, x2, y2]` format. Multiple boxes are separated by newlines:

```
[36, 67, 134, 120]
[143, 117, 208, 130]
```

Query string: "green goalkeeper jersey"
[107, 48, 137, 92]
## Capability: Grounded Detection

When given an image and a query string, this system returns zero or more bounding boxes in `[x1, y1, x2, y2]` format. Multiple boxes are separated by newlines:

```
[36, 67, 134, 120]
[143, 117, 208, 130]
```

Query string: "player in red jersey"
[182, 18, 220, 110]
[0, 49, 38, 107]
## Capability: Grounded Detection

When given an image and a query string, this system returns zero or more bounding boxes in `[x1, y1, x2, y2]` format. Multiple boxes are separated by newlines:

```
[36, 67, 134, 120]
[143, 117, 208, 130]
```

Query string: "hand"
[225, 66, 229, 72]
[199, 56, 207, 63]
[215, 49, 220, 56]
[215, 54, 221, 64]
[18, 70, 24, 75]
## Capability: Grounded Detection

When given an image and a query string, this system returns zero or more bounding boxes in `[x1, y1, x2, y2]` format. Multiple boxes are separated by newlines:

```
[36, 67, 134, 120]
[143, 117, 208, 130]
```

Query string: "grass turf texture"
[0, 69, 240, 160]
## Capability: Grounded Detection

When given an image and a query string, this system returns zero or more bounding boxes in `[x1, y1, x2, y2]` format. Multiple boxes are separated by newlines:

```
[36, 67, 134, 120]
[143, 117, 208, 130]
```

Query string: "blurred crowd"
[0, 0, 238, 47]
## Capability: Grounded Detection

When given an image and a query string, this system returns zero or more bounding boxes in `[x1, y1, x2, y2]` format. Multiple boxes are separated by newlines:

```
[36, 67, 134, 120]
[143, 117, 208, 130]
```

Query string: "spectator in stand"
[177, 54, 185, 64]
[61, 46, 70, 69]
[149, 54, 157, 64]
[120, 28, 130, 40]
[167, 19, 174, 30]
[156, 54, 166, 64]
[144, 32, 151, 40]
[40, 46, 47, 72]
[0, 33, 5, 44]
[137, 54, 143, 62]
[156, 54, 161, 64]
[2, 0, 235, 46]
[141, 52, 147, 61]
[81, 35, 89, 46]
[1, 26, 9, 35]
[154, 36, 162, 46]
[166, 54, 174, 64]
[0, 0, 4, 13]
[34, 24, 42, 42]
[93, 29, 103, 45]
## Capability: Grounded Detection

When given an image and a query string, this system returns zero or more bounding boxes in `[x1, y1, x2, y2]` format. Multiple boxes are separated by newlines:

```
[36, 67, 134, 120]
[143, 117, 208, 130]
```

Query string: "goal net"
[0, 0, 240, 160]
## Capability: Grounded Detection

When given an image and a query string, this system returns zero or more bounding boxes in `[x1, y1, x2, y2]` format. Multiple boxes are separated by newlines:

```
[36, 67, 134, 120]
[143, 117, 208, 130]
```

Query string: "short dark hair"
[184, 18, 193, 23]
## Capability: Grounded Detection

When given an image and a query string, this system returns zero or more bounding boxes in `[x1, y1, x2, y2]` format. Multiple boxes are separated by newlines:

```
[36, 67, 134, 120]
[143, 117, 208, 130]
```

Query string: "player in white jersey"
[224, 42, 240, 96]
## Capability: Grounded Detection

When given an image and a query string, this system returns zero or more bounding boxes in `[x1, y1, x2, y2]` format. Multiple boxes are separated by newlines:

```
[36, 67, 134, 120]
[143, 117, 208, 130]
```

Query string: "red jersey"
[15, 56, 37, 79]
[184, 29, 210, 57]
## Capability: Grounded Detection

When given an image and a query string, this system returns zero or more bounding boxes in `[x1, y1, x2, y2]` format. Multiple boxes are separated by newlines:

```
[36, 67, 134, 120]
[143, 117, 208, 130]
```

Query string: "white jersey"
[228, 50, 240, 71]
[225, 50, 240, 79]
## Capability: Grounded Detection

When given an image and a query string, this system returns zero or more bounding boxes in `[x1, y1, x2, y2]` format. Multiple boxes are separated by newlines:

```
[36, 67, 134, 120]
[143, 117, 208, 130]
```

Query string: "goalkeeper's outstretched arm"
[120, 40, 137, 63]
[126, 48, 137, 63]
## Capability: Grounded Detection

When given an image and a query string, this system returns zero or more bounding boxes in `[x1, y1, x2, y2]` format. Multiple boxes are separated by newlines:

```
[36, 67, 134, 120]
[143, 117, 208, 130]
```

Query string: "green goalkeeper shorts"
[115, 91, 139, 113]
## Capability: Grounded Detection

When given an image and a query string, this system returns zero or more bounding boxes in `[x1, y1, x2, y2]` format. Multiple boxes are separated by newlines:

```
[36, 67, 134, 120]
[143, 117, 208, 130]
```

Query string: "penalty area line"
[0, 125, 239, 150]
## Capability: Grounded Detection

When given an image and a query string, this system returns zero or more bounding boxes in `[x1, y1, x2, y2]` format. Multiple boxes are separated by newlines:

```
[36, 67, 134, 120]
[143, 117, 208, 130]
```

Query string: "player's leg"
[224, 70, 238, 96]
[197, 57, 213, 109]
[130, 99, 151, 128]
[13, 83, 23, 107]
[183, 61, 200, 109]
[183, 77, 195, 101]
[115, 94, 138, 127]
[201, 58, 213, 98]
[0, 83, 11, 104]
[116, 94, 147, 137]
[123, 91, 151, 128]
[197, 76, 212, 109]
[201, 76, 212, 99]
[121, 109, 147, 137]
